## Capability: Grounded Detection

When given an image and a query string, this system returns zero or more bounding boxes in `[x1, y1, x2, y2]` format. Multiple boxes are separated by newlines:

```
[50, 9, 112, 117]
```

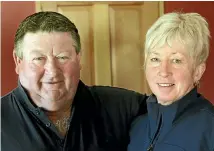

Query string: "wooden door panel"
[92, 4, 111, 86]
[109, 4, 146, 93]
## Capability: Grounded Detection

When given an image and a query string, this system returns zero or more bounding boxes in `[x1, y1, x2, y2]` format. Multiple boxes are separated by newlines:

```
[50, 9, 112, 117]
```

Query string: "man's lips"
[43, 81, 63, 84]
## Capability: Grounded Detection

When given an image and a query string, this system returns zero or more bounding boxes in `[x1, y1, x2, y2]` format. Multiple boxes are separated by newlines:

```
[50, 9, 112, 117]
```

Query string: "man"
[1, 11, 147, 151]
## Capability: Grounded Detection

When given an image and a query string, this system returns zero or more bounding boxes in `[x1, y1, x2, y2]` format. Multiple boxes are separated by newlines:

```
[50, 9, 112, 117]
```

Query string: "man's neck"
[45, 106, 72, 137]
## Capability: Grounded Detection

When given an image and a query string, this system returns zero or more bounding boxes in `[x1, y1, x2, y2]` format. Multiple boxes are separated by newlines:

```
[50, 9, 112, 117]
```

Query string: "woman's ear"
[194, 63, 206, 83]
[13, 50, 22, 74]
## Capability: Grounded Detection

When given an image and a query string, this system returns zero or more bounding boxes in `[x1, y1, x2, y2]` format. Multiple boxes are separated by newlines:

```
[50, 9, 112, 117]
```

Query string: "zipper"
[147, 115, 162, 151]
[147, 144, 153, 151]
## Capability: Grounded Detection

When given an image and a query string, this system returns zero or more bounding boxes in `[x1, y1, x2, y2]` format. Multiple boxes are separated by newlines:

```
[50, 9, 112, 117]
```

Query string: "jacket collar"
[146, 88, 203, 132]
[13, 80, 90, 112]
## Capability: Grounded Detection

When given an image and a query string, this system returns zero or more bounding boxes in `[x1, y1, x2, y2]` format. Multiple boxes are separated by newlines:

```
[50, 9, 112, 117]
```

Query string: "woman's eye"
[172, 59, 182, 64]
[150, 58, 160, 62]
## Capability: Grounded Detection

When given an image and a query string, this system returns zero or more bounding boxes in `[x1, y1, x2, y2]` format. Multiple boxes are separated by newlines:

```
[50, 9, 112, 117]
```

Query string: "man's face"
[14, 32, 81, 111]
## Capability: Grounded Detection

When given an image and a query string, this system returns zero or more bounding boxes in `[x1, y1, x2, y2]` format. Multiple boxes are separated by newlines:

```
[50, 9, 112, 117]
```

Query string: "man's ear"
[194, 63, 206, 83]
[77, 51, 82, 70]
[13, 50, 22, 74]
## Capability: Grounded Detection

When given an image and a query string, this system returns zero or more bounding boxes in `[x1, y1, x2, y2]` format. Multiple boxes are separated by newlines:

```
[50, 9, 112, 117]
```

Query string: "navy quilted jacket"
[128, 88, 214, 151]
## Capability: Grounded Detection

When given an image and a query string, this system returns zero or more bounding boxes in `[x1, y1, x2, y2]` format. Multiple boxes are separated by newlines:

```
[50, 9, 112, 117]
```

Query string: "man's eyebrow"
[29, 49, 44, 53]
[28, 50, 45, 56]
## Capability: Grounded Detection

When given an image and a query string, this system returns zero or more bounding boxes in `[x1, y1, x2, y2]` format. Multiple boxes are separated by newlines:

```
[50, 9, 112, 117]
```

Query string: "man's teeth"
[158, 83, 174, 87]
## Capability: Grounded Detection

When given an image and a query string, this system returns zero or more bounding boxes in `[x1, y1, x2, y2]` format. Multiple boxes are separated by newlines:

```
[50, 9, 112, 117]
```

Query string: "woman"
[128, 12, 214, 151]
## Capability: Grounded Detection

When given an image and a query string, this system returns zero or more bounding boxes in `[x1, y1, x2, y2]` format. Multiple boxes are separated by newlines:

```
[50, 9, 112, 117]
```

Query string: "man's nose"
[44, 58, 59, 76]
[158, 61, 172, 77]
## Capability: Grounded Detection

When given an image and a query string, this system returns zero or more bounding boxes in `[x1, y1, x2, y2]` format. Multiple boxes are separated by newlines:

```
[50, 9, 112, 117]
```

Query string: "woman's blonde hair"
[145, 12, 210, 66]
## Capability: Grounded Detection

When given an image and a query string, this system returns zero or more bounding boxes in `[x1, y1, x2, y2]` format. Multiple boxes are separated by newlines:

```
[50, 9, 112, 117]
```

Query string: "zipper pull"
[147, 144, 153, 151]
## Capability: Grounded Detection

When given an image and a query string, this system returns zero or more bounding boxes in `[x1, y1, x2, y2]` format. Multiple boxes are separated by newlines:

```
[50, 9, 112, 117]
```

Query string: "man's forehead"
[21, 31, 76, 54]
[21, 31, 75, 48]
[23, 31, 73, 41]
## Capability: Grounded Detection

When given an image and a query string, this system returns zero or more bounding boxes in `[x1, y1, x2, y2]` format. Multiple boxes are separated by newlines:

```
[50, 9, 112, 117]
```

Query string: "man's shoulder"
[1, 90, 18, 123]
[87, 86, 148, 135]
[88, 85, 148, 110]
[1, 88, 21, 114]
[1, 91, 14, 105]
[89, 85, 146, 99]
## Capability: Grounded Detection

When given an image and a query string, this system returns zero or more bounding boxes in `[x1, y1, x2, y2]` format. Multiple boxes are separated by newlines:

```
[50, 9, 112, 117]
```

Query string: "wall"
[165, 1, 214, 103]
[1, 1, 35, 95]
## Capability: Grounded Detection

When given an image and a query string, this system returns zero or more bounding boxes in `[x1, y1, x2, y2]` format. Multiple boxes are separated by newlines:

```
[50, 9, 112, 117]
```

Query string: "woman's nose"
[158, 61, 172, 77]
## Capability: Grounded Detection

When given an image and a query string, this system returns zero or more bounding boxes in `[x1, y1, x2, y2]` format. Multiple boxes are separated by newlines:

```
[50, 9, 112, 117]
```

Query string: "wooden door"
[36, 1, 161, 94]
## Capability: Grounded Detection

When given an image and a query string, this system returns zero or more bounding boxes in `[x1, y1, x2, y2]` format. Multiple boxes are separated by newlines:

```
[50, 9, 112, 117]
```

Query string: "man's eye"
[57, 56, 70, 60]
[33, 57, 44, 61]
[172, 59, 182, 64]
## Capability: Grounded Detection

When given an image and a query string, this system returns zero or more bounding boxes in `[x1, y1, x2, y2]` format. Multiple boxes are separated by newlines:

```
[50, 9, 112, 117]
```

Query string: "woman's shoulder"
[198, 95, 214, 118]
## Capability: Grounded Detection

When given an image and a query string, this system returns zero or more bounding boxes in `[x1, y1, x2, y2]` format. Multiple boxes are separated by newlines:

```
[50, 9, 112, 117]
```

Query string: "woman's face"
[145, 42, 205, 105]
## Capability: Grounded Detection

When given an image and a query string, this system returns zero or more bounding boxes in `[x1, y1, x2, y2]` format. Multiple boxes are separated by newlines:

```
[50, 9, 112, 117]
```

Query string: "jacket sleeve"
[127, 90, 148, 122]
[90, 85, 148, 119]
[89, 86, 148, 142]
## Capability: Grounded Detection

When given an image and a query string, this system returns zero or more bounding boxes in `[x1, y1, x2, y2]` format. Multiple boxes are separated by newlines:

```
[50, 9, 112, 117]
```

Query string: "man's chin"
[45, 91, 62, 101]
[41, 101, 64, 111]
[43, 94, 63, 103]
[43, 107, 61, 112]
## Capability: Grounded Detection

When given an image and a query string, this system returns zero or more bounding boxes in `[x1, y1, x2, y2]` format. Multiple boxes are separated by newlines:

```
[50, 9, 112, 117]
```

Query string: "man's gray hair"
[14, 11, 81, 59]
